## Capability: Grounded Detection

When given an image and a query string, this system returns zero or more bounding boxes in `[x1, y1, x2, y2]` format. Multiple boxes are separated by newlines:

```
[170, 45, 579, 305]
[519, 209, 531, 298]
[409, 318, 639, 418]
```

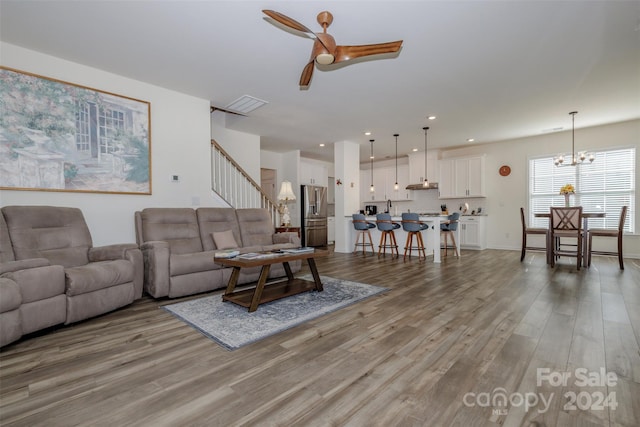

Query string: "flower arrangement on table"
[559, 184, 575, 195]
[559, 184, 575, 207]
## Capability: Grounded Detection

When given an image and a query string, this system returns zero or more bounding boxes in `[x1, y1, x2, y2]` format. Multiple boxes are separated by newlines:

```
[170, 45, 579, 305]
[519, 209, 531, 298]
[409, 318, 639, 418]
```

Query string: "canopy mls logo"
[462, 367, 619, 415]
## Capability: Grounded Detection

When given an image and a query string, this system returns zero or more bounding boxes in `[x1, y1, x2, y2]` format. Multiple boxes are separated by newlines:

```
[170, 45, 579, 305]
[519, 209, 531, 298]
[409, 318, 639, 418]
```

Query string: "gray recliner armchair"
[0, 210, 66, 347]
[2, 206, 143, 326]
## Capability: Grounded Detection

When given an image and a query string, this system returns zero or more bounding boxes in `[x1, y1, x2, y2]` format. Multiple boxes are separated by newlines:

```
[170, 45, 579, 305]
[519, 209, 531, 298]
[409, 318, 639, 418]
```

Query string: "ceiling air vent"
[224, 95, 268, 114]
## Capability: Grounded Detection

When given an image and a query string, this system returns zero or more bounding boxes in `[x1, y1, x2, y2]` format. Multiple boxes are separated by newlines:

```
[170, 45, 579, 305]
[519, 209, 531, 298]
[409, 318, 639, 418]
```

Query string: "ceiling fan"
[262, 10, 403, 87]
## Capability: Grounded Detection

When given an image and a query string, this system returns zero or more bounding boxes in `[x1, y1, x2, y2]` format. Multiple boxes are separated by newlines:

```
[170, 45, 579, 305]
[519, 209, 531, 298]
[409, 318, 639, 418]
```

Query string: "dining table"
[534, 210, 606, 266]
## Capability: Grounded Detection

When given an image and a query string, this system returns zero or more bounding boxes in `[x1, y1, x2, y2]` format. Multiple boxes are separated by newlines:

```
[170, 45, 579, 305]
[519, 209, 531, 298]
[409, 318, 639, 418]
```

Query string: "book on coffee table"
[214, 249, 240, 259]
[281, 247, 315, 254]
[238, 252, 283, 260]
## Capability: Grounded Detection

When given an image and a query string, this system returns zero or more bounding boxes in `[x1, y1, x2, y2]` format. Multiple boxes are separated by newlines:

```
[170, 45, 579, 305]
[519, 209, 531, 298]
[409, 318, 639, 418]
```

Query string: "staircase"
[211, 139, 279, 226]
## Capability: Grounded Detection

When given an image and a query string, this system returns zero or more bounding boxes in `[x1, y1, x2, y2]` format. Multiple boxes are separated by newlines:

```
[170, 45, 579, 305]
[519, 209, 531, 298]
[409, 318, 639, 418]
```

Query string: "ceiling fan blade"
[262, 10, 315, 35]
[334, 40, 403, 63]
[299, 60, 315, 87]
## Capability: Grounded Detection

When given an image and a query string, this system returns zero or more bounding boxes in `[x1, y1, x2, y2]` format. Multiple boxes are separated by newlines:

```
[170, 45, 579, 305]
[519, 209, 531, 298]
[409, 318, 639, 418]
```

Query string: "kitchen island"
[346, 214, 460, 263]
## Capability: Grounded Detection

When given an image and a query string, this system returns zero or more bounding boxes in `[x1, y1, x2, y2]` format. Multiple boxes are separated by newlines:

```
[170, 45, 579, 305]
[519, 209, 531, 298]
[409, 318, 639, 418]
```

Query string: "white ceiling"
[1, 0, 639, 163]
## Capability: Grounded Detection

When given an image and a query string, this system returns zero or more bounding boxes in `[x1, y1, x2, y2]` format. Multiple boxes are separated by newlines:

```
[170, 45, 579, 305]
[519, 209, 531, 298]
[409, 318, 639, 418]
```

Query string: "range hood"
[406, 182, 439, 190]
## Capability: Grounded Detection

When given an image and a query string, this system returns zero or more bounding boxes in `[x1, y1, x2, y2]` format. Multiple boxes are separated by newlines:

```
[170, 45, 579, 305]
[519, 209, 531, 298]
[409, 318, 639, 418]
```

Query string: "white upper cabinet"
[408, 151, 438, 184]
[438, 158, 456, 198]
[360, 165, 412, 203]
[438, 155, 486, 199]
[300, 160, 328, 186]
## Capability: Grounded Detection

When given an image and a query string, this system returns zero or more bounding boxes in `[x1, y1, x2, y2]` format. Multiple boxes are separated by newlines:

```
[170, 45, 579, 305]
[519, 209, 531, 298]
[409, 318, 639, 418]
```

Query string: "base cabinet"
[459, 216, 486, 249]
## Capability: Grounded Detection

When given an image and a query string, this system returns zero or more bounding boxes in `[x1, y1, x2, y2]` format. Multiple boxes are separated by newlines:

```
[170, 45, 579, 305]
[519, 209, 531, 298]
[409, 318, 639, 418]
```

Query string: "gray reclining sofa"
[135, 207, 302, 298]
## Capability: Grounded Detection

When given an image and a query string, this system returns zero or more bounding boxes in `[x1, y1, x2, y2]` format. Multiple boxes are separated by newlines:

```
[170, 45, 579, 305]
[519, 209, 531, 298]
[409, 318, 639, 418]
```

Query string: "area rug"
[162, 275, 388, 350]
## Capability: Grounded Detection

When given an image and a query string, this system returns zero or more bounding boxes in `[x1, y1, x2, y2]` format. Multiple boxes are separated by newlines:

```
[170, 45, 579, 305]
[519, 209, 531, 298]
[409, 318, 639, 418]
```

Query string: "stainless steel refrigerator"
[300, 185, 328, 247]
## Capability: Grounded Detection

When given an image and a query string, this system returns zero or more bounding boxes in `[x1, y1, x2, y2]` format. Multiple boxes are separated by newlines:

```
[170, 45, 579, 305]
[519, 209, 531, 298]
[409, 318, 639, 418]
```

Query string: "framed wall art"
[0, 66, 151, 195]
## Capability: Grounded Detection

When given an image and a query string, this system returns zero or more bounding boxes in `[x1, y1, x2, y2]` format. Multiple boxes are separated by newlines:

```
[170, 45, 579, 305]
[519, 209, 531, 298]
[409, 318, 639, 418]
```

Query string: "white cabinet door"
[438, 159, 455, 198]
[439, 156, 485, 198]
[300, 161, 328, 185]
[362, 165, 413, 202]
[361, 169, 375, 203]
[454, 158, 470, 197]
[409, 152, 424, 184]
[466, 157, 484, 197]
[394, 164, 413, 200]
[459, 216, 486, 249]
[408, 151, 438, 184]
[372, 166, 388, 201]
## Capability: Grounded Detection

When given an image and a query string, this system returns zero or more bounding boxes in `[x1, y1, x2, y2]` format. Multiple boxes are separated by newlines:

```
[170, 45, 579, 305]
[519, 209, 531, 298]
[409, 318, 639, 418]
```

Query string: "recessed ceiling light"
[319, 143, 325, 147]
[412, 148, 418, 152]
[364, 131, 371, 136]
[427, 116, 436, 120]
[467, 138, 475, 142]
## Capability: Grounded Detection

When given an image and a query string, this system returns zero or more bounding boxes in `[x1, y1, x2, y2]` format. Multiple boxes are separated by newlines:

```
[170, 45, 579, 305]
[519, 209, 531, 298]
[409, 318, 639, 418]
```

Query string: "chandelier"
[553, 111, 595, 166]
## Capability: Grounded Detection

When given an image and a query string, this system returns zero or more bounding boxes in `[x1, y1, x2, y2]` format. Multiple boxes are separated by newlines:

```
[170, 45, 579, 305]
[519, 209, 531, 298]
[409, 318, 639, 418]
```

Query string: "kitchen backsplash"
[361, 191, 486, 215]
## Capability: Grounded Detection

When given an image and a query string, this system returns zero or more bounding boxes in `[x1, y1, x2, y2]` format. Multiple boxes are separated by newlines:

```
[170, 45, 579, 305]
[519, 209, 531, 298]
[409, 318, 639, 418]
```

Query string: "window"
[529, 147, 635, 233]
[75, 101, 91, 152]
[98, 108, 125, 154]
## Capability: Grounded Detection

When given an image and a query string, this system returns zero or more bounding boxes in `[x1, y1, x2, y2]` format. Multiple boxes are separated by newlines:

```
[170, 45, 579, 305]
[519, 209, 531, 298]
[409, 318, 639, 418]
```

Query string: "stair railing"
[211, 139, 279, 226]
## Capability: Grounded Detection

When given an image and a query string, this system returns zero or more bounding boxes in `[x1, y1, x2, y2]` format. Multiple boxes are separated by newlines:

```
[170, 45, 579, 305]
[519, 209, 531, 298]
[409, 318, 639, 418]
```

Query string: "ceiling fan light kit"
[263, 9, 403, 87]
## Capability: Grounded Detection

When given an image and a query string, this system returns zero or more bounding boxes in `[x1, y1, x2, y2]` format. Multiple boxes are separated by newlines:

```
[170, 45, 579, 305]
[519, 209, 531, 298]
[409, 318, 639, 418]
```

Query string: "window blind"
[528, 148, 635, 232]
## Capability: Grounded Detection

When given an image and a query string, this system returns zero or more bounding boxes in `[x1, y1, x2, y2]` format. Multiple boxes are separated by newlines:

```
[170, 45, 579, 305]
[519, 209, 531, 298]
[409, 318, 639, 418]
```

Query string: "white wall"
[0, 43, 218, 246]
[211, 112, 261, 182]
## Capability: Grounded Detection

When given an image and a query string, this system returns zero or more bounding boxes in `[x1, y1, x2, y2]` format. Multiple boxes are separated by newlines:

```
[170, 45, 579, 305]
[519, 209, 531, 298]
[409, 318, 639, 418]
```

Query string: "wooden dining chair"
[520, 207, 548, 262]
[588, 206, 627, 270]
[550, 206, 583, 270]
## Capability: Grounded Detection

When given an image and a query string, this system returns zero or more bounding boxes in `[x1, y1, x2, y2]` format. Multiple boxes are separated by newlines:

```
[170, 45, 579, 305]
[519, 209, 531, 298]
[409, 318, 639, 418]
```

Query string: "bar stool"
[376, 213, 401, 258]
[401, 212, 429, 261]
[440, 212, 460, 258]
[352, 213, 375, 254]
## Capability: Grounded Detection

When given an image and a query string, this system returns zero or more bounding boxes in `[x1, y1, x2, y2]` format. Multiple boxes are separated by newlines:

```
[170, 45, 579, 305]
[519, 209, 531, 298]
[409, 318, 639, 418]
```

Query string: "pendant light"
[369, 139, 375, 192]
[553, 111, 595, 166]
[423, 126, 429, 188]
[393, 133, 399, 191]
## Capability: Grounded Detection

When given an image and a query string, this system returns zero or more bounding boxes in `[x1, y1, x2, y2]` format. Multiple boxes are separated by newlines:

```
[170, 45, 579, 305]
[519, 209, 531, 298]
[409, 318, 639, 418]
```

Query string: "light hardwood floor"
[1, 250, 639, 426]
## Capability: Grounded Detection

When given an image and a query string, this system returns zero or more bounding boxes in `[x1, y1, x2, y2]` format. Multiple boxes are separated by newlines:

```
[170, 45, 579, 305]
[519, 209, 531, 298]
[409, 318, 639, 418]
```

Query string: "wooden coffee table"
[215, 249, 329, 312]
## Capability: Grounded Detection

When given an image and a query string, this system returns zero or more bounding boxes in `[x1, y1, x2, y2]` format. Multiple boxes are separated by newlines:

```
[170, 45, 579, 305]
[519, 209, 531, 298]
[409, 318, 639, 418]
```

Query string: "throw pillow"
[212, 230, 238, 250]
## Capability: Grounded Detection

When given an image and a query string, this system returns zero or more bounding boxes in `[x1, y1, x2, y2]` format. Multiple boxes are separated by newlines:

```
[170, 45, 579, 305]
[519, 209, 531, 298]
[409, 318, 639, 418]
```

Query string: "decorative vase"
[564, 193, 570, 207]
